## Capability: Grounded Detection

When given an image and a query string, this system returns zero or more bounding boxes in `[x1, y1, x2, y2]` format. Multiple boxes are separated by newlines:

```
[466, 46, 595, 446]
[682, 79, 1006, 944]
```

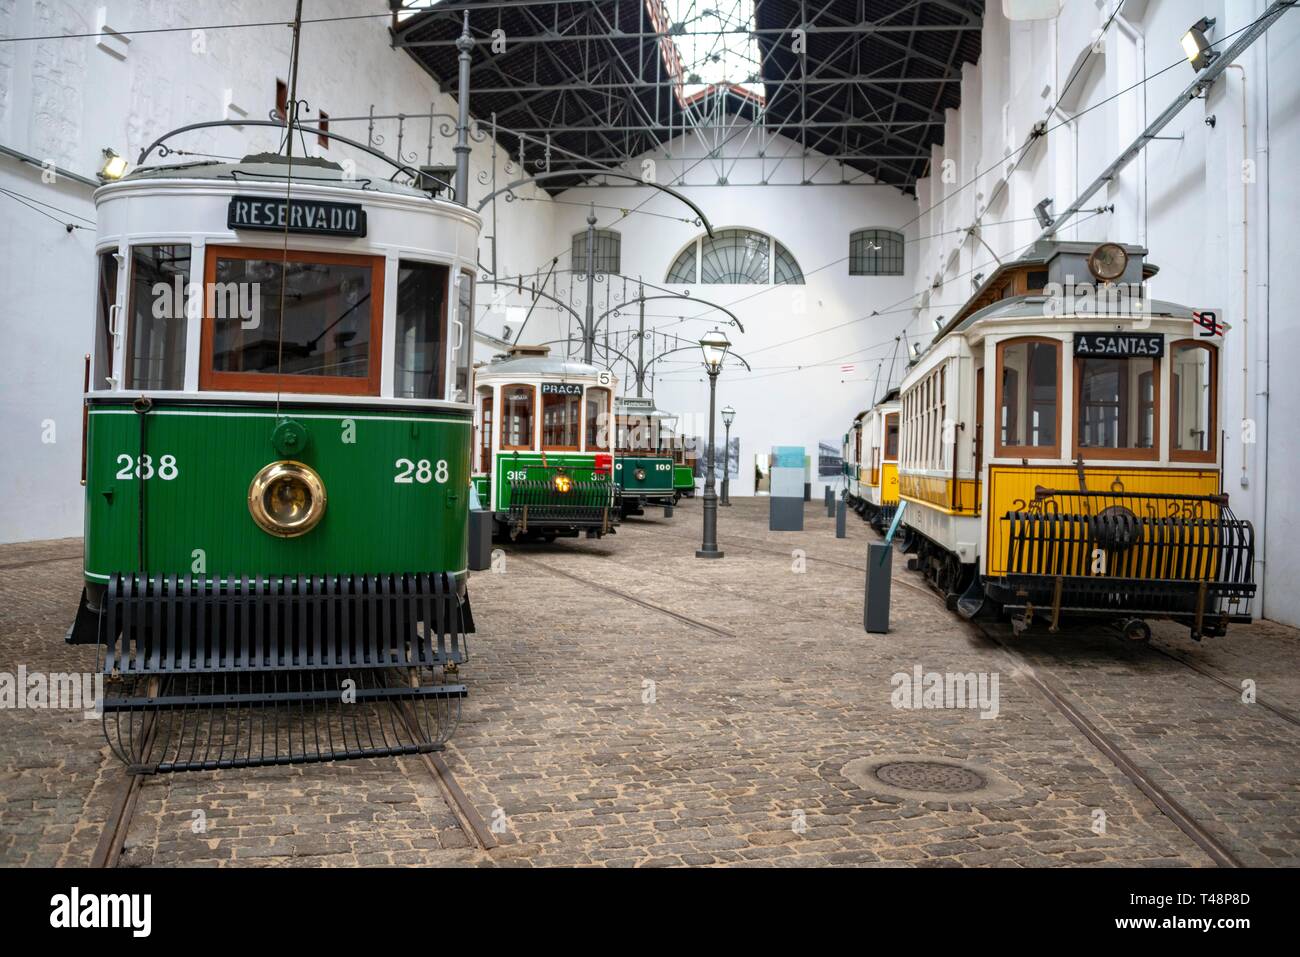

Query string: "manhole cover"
[873, 761, 986, 793]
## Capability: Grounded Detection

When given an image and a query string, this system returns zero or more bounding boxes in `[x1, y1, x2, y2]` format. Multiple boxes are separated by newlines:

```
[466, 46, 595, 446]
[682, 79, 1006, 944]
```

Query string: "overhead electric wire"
[0, 183, 94, 222]
[0, 186, 92, 230]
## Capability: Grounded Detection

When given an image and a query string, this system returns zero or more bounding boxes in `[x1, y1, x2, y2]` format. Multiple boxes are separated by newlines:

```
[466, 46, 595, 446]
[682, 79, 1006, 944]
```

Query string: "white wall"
[480, 119, 920, 499]
[0, 0, 551, 542]
[903, 0, 1300, 626]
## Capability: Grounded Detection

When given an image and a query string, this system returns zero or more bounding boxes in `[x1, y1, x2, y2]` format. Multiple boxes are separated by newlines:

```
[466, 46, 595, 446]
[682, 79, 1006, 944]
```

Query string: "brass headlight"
[634, 467, 647, 481]
[248, 461, 326, 537]
[553, 472, 573, 494]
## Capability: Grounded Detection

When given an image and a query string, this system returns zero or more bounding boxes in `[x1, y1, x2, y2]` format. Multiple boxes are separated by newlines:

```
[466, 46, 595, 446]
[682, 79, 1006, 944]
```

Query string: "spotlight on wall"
[1182, 17, 1218, 72]
[98, 148, 128, 182]
[1033, 197, 1055, 229]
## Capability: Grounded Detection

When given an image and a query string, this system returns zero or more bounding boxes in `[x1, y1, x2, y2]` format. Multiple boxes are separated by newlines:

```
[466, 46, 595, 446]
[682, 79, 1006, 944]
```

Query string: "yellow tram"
[844, 391, 901, 530]
[897, 241, 1254, 640]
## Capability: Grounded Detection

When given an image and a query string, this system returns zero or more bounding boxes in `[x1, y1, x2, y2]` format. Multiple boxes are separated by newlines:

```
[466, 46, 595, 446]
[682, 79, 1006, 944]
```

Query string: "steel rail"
[510, 553, 734, 638]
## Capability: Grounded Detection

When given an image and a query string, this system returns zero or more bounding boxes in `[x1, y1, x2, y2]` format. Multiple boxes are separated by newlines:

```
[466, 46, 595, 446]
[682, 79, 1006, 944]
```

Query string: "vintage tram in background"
[843, 390, 900, 531]
[67, 147, 479, 771]
[613, 396, 679, 516]
[471, 345, 618, 540]
[895, 241, 1255, 641]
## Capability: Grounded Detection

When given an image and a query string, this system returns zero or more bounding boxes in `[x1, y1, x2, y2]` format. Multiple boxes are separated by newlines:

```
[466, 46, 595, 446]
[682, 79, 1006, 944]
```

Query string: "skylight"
[662, 1, 765, 103]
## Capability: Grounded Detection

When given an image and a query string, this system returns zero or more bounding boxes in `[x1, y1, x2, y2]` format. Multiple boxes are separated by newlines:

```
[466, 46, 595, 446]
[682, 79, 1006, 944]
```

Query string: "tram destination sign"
[541, 383, 583, 395]
[1073, 332, 1164, 358]
[227, 196, 367, 238]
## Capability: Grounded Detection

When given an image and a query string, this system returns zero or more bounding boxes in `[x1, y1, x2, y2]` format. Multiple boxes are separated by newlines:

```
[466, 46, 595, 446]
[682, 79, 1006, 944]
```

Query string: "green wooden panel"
[491, 452, 610, 511]
[84, 400, 472, 580]
[673, 465, 695, 491]
[613, 455, 675, 494]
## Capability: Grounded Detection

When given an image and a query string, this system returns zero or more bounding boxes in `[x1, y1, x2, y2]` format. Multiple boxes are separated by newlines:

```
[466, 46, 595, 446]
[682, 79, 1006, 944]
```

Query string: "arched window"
[666, 244, 697, 284]
[664, 228, 804, 285]
[773, 240, 804, 285]
[572, 228, 621, 275]
[849, 228, 905, 276]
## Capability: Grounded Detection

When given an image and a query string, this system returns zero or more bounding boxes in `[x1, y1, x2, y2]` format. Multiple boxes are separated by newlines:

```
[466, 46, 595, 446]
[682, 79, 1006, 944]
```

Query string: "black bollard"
[836, 498, 847, 538]
[864, 541, 892, 633]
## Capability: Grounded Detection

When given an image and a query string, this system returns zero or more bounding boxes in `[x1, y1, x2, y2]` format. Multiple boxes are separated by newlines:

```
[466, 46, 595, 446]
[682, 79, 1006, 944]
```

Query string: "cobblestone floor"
[1, 499, 1297, 867]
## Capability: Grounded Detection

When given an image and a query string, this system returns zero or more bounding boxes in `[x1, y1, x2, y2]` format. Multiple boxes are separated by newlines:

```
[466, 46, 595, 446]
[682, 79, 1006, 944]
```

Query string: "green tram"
[472, 345, 619, 540]
[613, 396, 678, 516]
[67, 149, 480, 771]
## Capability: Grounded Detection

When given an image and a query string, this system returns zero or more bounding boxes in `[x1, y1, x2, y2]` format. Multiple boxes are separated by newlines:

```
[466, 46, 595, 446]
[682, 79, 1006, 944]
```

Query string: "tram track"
[509, 551, 735, 637]
[91, 699, 496, 866]
[689, 522, 1300, 732]
[636, 511, 1259, 867]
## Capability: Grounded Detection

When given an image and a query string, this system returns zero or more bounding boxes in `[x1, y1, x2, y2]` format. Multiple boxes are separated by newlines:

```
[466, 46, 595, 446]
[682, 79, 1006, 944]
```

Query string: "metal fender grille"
[1001, 489, 1256, 624]
[508, 479, 614, 532]
[95, 573, 471, 773]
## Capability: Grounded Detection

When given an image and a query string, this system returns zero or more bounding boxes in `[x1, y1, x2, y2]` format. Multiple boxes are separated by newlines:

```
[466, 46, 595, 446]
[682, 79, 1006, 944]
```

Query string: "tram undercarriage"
[902, 488, 1256, 641]
[68, 573, 472, 772]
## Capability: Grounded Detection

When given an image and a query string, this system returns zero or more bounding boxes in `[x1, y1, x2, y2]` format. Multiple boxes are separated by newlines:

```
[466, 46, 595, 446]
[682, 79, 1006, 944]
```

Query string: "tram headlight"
[634, 467, 647, 481]
[248, 461, 327, 537]
[553, 472, 573, 494]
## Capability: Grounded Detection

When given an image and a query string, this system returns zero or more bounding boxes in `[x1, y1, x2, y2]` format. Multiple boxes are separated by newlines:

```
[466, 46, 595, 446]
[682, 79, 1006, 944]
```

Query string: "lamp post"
[696, 329, 730, 559]
[720, 405, 735, 506]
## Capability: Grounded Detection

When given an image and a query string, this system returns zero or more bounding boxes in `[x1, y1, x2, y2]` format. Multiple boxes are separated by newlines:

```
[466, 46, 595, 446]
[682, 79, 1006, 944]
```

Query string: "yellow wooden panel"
[985, 465, 1221, 576]
[881, 463, 899, 505]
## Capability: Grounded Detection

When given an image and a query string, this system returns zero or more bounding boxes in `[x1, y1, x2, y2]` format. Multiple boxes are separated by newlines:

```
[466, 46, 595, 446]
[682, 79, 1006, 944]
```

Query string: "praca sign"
[1073, 333, 1164, 358]
[227, 195, 367, 238]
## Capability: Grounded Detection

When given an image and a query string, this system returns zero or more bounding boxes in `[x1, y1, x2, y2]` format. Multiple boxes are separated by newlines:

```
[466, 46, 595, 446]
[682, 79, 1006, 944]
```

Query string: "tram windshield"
[203, 246, 382, 394]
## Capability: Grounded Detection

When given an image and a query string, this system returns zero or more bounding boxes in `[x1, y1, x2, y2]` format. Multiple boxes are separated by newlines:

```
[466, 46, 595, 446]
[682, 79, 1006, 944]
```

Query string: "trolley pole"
[697, 365, 723, 559]
[583, 206, 596, 363]
[453, 13, 473, 206]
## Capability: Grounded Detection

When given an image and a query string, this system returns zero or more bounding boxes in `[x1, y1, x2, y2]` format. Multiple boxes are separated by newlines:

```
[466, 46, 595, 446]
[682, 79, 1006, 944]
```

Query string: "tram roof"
[479, 352, 610, 380]
[955, 295, 1198, 333]
[114, 153, 432, 199]
[615, 397, 674, 419]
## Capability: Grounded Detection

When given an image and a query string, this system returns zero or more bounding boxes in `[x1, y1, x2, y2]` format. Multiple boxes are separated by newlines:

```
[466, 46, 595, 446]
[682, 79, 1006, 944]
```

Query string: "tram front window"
[1077, 356, 1157, 455]
[127, 244, 191, 390]
[394, 260, 449, 400]
[501, 384, 535, 449]
[541, 386, 581, 450]
[204, 246, 381, 394]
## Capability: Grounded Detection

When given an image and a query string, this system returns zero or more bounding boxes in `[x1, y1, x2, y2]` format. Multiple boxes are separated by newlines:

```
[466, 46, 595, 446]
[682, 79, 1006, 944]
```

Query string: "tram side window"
[542, 387, 581, 449]
[500, 384, 535, 449]
[997, 339, 1059, 455]
[1171, 341, 1216, 459]
[884, 413, 900, 460]
[586, 388, 610, 450]
[127, 245, 191, 390]
[1076, 356, 1157, 456]
[452, 270, 474, 403]
[206, 247, 380, 394]
[478, 393, 493, 471]
[394, 260, 449, 400]
[93, 251, 119, 387]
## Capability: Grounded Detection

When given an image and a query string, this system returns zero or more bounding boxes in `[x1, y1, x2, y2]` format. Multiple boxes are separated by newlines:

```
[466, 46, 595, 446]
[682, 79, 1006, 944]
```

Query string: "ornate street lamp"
[720, 405, 735, 506]
[696, 329, 730, 558]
